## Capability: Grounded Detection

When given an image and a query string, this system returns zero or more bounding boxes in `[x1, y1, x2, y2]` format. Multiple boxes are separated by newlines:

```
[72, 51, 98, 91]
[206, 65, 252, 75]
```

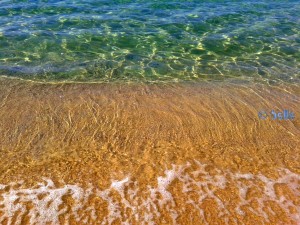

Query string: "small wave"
[0, 161, 299, 224]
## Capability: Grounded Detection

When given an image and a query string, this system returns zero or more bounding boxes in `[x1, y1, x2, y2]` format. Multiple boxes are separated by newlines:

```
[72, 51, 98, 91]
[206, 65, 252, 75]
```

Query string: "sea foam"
[0, 161, 299, 225]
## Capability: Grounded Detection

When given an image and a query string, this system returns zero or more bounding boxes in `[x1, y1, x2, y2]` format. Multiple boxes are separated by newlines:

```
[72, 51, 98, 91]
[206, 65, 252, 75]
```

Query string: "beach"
[1, 0, 300, 223]
[0, 77, 299, 224]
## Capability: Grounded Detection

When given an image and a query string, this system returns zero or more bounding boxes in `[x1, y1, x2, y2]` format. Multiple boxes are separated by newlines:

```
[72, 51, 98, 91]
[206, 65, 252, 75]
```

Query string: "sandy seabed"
[0, 77, 299, 225]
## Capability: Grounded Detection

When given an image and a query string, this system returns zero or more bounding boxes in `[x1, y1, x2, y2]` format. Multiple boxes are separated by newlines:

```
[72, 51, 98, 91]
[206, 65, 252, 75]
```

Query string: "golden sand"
[0, 77, 299, 224]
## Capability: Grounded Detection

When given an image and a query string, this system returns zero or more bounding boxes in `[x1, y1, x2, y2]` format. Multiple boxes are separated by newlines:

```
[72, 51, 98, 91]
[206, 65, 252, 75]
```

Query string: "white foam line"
[0, 162, 299, 225]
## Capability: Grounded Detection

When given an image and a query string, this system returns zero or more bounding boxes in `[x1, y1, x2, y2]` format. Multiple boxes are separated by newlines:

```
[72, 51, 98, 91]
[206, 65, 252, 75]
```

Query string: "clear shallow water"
[0, 74, 300, 224]
[0, 0, 299, 82]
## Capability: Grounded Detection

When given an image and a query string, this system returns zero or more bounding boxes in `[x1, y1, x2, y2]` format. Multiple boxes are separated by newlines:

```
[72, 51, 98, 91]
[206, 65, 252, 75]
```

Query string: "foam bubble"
[111, 177, 130, 193]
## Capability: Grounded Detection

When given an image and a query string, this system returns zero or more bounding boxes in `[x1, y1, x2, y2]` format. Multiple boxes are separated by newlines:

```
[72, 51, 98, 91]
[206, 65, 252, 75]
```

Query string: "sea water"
[0, 0, 299, 82]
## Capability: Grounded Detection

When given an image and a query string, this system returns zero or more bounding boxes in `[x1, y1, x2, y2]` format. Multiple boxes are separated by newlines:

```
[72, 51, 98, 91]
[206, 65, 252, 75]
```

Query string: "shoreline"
[0, 77, 299, 224]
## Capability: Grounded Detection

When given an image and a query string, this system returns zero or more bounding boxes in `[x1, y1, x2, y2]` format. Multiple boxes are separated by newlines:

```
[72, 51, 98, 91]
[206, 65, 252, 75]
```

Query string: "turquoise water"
[0, 0, 299, 83]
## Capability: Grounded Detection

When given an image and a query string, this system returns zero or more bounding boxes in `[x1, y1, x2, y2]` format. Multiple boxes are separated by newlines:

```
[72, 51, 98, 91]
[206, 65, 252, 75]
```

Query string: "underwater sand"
[0, 77, 299, 225]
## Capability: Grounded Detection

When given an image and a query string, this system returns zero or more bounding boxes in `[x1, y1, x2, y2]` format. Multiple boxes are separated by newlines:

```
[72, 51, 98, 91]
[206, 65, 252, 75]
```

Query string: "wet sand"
[0, 77, 299, 225]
